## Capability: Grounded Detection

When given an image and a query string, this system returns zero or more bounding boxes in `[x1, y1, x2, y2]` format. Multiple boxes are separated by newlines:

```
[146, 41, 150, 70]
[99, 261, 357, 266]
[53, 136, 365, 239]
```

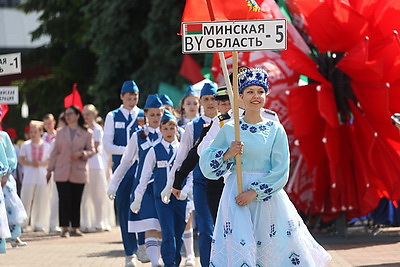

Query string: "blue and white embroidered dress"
[200, 119, 331, 267]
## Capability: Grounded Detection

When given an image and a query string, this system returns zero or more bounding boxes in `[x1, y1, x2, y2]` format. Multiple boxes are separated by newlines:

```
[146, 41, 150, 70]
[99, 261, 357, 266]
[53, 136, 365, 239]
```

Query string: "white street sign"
[182, 19, 287, 53]
[0, 53, 22, 76]
[0, 86, 19, 104]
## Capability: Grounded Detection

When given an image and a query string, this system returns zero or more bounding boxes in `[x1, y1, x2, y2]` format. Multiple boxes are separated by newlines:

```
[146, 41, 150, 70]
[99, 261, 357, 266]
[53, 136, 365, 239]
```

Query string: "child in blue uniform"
[166, 82, 218, 266]
[178, 86, 200, 128]
[110, 94, 164, 267]
[132, 110, 188, 267]
[104, 80, 145, 266]
[199, 68, 331, 266]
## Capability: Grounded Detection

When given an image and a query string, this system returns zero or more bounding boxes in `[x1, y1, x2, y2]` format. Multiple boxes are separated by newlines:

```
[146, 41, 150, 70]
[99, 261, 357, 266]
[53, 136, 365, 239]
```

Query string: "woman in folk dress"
[199, 68, 331, 267]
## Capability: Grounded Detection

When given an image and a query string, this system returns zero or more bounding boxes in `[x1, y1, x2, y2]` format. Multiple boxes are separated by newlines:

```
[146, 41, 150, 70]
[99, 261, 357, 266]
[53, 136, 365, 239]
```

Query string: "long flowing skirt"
[3, 176, 27, 225]
[0, 187, 11, 238]
[210, 172, 331, 267]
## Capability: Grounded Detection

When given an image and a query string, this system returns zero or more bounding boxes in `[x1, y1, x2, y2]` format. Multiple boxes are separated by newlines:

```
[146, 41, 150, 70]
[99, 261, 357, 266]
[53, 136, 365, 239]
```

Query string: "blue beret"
[200, 83, 217, 97]
[161, 109, 177, 122]
[121, 80, 139, 94]
[238, 68, 269, 94]
[184, 86, 198, 97]
[160, 94, 174, 107]
[144, 94, 163, 109]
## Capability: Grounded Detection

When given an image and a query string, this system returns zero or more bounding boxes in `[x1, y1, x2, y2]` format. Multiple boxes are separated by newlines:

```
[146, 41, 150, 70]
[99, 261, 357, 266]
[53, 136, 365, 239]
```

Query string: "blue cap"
[144, 94, 163, 109]
[200, 83, 217, 97]
[238, 68, 270, 94]
[184, 86, 197, 97]
[160, 94, 174, 107]
[161, 109, 177, 122]
[121, 80, 139, 94]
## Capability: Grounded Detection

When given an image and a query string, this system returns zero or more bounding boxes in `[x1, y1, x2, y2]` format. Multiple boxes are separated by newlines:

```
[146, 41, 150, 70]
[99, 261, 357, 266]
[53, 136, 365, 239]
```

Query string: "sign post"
[182, 19, 286, 53]
[182, 19, 287, 194]
[0, 53, 22, 76]
[0, 86, 19, 104]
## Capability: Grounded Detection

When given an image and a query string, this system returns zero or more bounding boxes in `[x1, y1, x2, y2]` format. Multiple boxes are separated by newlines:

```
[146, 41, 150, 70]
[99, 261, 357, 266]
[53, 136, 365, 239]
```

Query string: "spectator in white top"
[80, 104, 109, 232]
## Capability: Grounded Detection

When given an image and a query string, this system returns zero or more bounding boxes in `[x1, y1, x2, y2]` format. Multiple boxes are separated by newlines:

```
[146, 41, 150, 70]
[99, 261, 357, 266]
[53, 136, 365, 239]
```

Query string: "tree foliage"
[11, 0, 192, 129]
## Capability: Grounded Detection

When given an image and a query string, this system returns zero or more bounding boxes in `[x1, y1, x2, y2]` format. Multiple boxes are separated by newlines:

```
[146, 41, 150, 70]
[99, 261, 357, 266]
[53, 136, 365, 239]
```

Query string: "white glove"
[130, 198, 142, 214]
[107, 187, 117, 200]
[180, 185, 193, 200]
[178, 188, 188, 200]
[161, 185, 172, 204]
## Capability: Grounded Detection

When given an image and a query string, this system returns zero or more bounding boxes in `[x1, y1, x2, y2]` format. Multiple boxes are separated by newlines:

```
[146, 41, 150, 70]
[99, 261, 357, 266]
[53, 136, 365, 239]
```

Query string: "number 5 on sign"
[0, 53, 22, 76]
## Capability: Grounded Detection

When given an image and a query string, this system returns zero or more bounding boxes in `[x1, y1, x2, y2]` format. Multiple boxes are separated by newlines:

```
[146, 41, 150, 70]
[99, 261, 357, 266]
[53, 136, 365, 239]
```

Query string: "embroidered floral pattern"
[215, 150, 224, 158]
[240, 120, 274, 135]
[226, 162, 233, 170]
[210, 159, 220, 169]
[270, 224, 276, 237]
[249, 126, 257, 133]
[216, 170, 224, 177]
[260, 184, 273, 198]
[259, 125, 267, 131]
[262, 196, 272, 202]
[223, 221, 233, 238]
[289, 253, 301, 265]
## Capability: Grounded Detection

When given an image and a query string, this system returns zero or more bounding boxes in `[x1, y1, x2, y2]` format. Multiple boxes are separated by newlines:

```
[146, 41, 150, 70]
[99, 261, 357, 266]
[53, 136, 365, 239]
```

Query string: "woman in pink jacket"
[46, 105, 95, 238]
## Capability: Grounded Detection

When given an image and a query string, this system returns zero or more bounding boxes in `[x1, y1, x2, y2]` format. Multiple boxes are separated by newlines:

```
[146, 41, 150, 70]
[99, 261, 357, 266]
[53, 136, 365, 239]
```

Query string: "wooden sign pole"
[232, 51, 243, 194]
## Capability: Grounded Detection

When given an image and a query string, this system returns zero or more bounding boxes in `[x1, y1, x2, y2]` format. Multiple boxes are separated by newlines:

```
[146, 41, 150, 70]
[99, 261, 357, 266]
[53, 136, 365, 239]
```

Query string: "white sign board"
[0, 86, 19, 104]
[182, 19, 287, 53]
[0, 53, 22, 76]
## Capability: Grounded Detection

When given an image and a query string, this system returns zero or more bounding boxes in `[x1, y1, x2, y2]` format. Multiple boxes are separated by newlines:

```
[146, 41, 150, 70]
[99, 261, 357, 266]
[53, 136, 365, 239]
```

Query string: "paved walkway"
[1, 227, 399, 266]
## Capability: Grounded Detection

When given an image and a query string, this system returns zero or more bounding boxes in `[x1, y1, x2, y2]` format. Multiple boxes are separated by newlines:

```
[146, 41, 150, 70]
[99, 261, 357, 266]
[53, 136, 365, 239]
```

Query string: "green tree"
[18, 0, 96, 119]
[12, 0, 202, 129]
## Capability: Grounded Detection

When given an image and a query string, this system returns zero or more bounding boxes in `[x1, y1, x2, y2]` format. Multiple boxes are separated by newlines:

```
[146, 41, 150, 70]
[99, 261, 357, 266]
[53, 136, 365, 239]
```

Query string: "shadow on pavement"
[84, 249, 125, 258]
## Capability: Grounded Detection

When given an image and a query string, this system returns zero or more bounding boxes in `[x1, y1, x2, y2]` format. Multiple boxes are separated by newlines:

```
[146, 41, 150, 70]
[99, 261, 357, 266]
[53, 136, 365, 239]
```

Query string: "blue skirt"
[128, 182, 160, 233]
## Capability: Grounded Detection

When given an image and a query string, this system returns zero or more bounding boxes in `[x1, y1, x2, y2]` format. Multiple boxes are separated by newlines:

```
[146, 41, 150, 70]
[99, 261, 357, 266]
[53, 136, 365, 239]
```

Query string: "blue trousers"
[115, 164, 138, 256]
[155, 197, 187, 267]
[193, 182, 214, 267]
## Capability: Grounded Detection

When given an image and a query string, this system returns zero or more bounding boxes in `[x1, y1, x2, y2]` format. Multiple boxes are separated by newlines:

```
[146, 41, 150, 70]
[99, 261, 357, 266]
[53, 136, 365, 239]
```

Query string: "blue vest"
[192, 116, 206, 145]
[135, 129, 158, 183]
[111, 108, 144, 165]
[192, 117, 208, 185]
[152, 143, 176, 198]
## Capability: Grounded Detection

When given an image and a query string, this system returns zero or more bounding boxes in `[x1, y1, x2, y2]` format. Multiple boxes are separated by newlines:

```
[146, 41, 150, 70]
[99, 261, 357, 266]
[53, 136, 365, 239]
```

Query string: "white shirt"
[103, 105, 141, 155]
[134, 139, 180, 201]
[42, 131, 56, 152]
[19, 140, 51, 185]
[88, 123, 104, 170]
[109, 125, 161, 192]
[167, 115, 214, 187]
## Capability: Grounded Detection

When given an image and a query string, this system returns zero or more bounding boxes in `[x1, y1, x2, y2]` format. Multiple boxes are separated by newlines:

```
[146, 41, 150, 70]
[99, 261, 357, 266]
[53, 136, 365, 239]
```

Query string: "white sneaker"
[125, 255, 137, 267]
[136, 245, 150, 263]
[185, 257, 195, 266]
[10, 238, 28, 248]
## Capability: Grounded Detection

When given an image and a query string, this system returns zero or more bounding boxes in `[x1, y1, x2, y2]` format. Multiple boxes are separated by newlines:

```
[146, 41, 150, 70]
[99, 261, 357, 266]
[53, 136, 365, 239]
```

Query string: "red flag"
[64, 83, 83, 111]
[179, 54, 205, 84]
[181, 0, 263, 22]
